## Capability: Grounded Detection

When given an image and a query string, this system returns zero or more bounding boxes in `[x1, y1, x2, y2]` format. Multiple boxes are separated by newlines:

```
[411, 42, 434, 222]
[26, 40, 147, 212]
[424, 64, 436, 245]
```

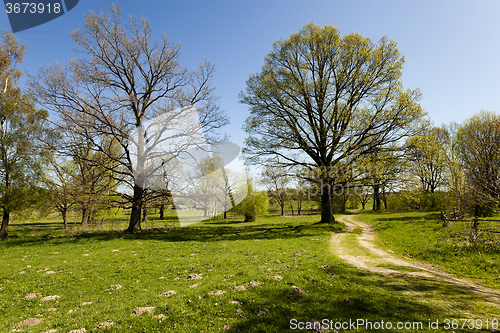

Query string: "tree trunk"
[81, 207, 89, 227]
[62, 209, 68, 229]
[373, 185, 381, 211]
[222, 167, 236, 207]
[0, 210, 9, 240]
[127, 184, 143, 232]
[280, 202, 285, 216]
[341, 193, 348, 213]
[159, 204, 165, 219]
[320, 190, 335, 223]
[89, 210, 95, 225]
[142, 206, 148, 223]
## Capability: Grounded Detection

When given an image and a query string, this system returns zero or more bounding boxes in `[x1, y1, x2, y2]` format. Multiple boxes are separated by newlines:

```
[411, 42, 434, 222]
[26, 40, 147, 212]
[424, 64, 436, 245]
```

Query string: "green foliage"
[472, 195, 499, 217]
[346, 195, 360, 210]
[0, 187, 50, 216]
[233, 190, 269, 222]
[406, 126, 448, 194]
[455, 110, 500, 213]
[329, 193, 351, 214]
[416, 191, 453, 211]
[0, 31, 49, 239]
[356, 148, 405, 211]
[387, 190, 453, 211]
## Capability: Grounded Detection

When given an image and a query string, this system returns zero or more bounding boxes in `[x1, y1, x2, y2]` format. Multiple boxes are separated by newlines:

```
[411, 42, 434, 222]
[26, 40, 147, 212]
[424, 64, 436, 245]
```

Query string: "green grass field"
[1, 210, 499, 332]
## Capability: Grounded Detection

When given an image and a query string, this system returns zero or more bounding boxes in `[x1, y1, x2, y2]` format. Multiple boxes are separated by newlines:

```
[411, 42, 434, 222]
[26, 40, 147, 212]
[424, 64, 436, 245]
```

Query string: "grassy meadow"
[1, 209, 500, 332]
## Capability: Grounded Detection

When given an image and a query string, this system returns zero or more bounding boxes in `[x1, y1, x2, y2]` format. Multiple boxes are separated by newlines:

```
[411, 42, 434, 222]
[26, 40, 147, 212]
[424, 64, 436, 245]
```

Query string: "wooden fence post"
[472, 216, 479, 238]
[441, 211, 451, 227]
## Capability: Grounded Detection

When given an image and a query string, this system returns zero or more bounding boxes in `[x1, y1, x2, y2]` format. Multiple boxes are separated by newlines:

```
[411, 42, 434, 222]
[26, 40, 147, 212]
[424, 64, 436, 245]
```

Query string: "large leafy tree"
[240, 23, 425, 223]
[456, 110, 500, 214]
[29, 5, 228, 232]
[0, 31, 48, 239]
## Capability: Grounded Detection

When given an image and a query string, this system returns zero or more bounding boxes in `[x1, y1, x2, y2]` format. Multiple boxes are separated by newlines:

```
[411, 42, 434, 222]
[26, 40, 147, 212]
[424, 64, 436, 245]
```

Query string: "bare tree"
[28, 5, 228, 232]
[261, 165, 290, 216]
[43, 157, 76, 229]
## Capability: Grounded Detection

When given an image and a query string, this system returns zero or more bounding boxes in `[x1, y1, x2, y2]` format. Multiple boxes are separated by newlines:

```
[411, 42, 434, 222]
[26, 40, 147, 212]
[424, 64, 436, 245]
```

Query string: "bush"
[233, 191, 269, 222]
[387, 190, 453, 211]
[472, 195, 499, 217]
[417, 191, 453, 210]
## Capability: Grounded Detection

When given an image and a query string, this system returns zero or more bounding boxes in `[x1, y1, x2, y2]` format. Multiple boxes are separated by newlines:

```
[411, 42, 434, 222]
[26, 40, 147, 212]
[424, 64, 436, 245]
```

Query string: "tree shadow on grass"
[1, 218, 343, 248]
[203, 219, 250, 225]
[7, 222, 60, 234]
[227, 264, 498, 332]
[218, 263, 487, 332]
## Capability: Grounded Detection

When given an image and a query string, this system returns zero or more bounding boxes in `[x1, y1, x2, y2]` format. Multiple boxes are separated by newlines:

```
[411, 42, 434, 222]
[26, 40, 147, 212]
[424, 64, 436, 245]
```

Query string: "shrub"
[233, 191, 269, 222]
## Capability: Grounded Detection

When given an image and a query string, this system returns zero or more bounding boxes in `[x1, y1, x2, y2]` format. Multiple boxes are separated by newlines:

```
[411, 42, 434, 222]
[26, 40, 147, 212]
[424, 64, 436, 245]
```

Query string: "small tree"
[43, 157, 76, 229]
[233, 180, 268, 222]
[356, 148, 403, 211]
[261, 164, 289, 216]
[354, 186, 371, 210]
[456, 110, 500, 215]
[406, 126, 448, 194]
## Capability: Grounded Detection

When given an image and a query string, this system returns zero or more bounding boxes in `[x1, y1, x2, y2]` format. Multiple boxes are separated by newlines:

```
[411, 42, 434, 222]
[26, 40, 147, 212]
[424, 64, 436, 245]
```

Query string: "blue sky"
[3, 0, 500, 153]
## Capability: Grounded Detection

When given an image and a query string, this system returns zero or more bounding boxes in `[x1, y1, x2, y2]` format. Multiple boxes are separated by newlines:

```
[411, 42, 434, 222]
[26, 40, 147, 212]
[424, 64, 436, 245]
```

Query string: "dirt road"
[331, 214, 500, 304]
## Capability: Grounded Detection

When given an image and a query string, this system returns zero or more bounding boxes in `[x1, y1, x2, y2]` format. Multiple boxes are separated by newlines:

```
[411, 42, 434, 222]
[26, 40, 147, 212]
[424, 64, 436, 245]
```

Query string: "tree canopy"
[240, 23, 425, 223]
[456, 110, 500, 214]
[29, 5, 229, 232]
